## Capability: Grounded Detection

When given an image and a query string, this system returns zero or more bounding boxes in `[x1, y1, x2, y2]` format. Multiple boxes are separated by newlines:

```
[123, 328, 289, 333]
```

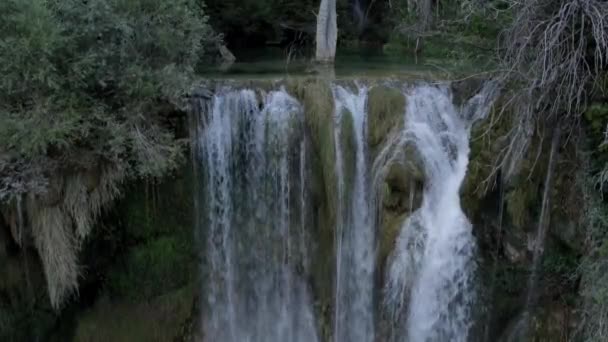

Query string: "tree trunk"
[315, 0, 337, 63]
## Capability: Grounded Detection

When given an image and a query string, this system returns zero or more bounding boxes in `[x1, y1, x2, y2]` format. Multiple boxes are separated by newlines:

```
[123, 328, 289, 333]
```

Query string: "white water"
[196, 88, 318, 342]
[333, 85, 375, 342]
[194, 82, 497, 342]
[384, 84, 496, 342]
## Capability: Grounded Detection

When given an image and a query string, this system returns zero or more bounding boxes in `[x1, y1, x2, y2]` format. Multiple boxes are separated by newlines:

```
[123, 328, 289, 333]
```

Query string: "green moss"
[289, 79, 339, 224]
[310, 202, 335, 342]
[367, 86, 406, 151]
[462, 106, 512, 215]
[382, 42, 408, 56]
[584, 102, 608, 170]
[378, 211, 408, 275]
[339, 108, 357, 203]
[584, 103, 608, 137]
[106, 236, 195, 301]
[490, 262, 529, 332]
[541, 246, 578, 289]
[0, 248, 57, 341]
[505, 187, 536, 230]
[121, 171, 194, 241]
[104, 166, 197, 301]
[73, 284, 196, 342]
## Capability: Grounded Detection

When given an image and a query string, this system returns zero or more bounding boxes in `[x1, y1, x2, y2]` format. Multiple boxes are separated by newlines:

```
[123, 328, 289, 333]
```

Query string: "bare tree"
[408, 0, 432, 30]
[488, 0, 608, 181]
[316, 0, 337, 63]
[489, 3, 608, 337]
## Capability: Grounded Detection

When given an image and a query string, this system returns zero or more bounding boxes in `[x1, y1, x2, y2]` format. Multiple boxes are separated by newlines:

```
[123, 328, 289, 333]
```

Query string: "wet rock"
[450, 78, 485, 108]
[503, 227, 527, 263]
[368, 86, 406, 149]
[383, 160, 423, 214]
[73, 285, 198, 342]
[551, 220, 583, 252]
[498, 303, 576, 342]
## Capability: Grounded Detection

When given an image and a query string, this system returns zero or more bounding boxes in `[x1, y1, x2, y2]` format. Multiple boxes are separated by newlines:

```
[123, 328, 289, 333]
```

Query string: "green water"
[199, 47, 486, 79]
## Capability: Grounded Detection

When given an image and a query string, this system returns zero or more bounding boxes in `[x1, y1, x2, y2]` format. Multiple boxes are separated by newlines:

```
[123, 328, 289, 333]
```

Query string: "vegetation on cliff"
[0, 0, 607, 340]
[0, 0, 220, 310]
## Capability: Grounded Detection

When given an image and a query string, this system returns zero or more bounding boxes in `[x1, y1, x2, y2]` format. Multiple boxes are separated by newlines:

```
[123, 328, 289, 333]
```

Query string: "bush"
[0, 0, 218, 310]
[0, 0, 219, 184]
[107, 236, 195, 301]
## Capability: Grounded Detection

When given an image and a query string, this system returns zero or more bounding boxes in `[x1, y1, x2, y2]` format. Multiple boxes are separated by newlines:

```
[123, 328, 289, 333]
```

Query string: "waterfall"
[195, 88, 319, 342]
[193, 81, 499, 342]
[384, 83, 497, 342]
[333, 85, 375, 342]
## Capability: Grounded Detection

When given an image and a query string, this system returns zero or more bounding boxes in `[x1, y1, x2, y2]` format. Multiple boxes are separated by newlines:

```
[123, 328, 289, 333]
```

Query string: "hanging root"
[28, 201, 79, 310]
[25, 165, 125, 310]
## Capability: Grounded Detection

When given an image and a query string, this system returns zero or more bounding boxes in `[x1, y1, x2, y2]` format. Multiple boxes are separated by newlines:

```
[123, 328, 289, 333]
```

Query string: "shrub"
[0, 0, 218, 309]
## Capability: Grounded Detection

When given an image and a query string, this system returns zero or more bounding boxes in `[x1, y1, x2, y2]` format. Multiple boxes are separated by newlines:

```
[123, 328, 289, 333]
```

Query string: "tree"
[316, 0, 337, 62]
[0, 0, 220, 310]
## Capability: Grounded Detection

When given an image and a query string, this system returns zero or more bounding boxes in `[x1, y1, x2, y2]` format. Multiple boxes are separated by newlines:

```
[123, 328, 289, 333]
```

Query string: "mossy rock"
[288, 79, 339, 224]
[367, 86, 406, 151]
[338, 107, 357, 203]
[0, 250, 57, 341]
[381, 150, 424, 212]
[378, 211, 409, 276]
[505, 187, 536, 231]
[309, 202, 335, 342]
[497, 302, 576, 342]
[106, 236, 196, 301]
[73, 284, 197, 342]
[451, 78, 485, 108]
[120, 170, 194, 241]
[583, 102, 608, 142]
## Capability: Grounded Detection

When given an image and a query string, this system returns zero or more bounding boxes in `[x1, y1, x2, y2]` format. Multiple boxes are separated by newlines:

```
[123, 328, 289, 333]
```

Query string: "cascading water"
[195, 88, 318, 342]
[193, 81, 497, 342]
[332, 85, 375, 342]
[384, 84, 497, 342]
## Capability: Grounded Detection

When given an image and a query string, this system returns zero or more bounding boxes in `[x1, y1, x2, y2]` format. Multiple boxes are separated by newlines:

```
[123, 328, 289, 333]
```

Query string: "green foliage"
[584, 103, 608, 140]
[73, 284, 196, 342]
[505, 187, 536, 229]
[542, 251, 578, 276]
[206, 0, 317, 37]
[584, 102, 608, 190]
[388, 0, 508, 65]
[122, 179, 194, 240]
[577, 178, 608, 341]
[205, 0, 394, 48]
[0, 0, 217, 311]
[0, 0, 219, 189]
[107, 173, 196, 301]
[107, 236, 195, 300]
[0, 248, 58, 341]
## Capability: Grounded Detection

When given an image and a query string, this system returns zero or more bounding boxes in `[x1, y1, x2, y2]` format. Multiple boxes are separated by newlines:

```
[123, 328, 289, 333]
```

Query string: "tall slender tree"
[316, 0, 337, 62]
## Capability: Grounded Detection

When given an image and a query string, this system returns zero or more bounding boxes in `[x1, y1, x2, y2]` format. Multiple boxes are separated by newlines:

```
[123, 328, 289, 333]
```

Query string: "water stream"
[384, 84, 496, 342]
[195, 88, 318, 342]
[333, 85, 375, 342]
[193, 81, 497, 342]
